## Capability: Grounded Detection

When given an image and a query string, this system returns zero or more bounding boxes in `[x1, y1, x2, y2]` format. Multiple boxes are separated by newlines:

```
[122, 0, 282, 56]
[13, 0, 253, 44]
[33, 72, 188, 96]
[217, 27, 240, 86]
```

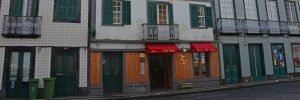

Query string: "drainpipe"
[87, 0, 92, 96]
[212, 0, 223, 85]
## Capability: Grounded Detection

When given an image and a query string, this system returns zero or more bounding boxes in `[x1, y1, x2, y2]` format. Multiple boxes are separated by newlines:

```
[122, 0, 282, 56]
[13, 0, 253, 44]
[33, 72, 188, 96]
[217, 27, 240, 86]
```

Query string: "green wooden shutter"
[205, 7, 212, 27]
[190, 5, 199, 28]
[102, 0, 113, 24]
[30, 0, 38, 16]
[56, 0, 67, 20]
[168, 4, 173, 25]
[122, 0, 131, 25]
[67, 0, 78, 20]
[147, 2, 157, 25]
[9, 0, 24, 16]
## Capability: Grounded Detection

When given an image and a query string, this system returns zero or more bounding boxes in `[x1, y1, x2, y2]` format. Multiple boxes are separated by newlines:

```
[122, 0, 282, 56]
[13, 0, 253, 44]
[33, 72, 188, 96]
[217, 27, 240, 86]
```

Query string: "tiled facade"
[0, 0, 89, 99]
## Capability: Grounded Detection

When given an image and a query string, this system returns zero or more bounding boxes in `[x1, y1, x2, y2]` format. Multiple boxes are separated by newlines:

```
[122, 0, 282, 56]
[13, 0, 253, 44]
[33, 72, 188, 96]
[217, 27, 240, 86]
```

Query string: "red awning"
[146, 43, 179, 53]
[191, 43, 217, 52]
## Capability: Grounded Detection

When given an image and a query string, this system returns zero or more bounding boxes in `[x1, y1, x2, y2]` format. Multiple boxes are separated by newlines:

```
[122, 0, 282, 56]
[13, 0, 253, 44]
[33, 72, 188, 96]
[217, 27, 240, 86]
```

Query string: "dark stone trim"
[2, 34, 41, 38]
[76, 87, 88, 96]
[91, 39, 217, 43]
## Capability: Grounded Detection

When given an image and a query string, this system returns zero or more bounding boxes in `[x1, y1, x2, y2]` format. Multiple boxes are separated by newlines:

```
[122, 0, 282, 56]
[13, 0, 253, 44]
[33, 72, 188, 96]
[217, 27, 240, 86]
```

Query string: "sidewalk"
[53, 78, 300, 100]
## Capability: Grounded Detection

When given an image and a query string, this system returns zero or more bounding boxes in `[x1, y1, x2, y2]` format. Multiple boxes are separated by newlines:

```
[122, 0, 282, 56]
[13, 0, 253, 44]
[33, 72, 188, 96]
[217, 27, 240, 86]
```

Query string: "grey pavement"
[135, 81, 300, 100]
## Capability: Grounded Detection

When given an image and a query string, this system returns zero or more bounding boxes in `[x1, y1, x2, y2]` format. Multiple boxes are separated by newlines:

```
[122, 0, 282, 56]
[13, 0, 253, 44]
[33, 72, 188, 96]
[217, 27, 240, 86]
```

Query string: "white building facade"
[90, 0, 219, 95]
[0, 0, 88, 99]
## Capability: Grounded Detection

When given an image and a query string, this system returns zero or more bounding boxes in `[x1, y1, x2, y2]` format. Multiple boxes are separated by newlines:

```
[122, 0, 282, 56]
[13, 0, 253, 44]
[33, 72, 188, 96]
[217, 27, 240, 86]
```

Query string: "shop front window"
[193, 52, 210, 77]
[292, 45, 300, 67]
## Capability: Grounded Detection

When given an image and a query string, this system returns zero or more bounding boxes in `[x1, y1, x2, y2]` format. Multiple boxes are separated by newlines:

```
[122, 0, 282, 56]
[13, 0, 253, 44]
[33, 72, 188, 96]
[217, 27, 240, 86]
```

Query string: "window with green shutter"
[205, 7, 212, 27]
[102, 0, 131, 25]
[9, 0, 24, 16]
[54, 0, 81, 23]
[9, 0, 39, 16]
[147, 2, 157, 25]
[147, 2, 173, 25]
[190, 5, 212, 28]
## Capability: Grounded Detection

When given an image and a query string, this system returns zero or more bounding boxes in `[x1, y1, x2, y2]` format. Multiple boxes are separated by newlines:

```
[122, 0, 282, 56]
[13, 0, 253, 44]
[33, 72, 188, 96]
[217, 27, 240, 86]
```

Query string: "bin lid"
[29, 79, 39, 82]
[43, 78, 56, 81]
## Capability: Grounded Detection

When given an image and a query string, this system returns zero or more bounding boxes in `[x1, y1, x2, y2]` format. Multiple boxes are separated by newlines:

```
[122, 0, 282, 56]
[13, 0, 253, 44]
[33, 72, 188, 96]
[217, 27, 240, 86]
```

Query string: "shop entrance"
[149, 54, 172, 90]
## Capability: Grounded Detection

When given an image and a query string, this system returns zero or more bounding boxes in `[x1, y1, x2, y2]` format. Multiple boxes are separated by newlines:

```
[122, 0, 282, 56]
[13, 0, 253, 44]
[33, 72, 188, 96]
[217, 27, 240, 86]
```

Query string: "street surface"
[137, 81, 300, 100]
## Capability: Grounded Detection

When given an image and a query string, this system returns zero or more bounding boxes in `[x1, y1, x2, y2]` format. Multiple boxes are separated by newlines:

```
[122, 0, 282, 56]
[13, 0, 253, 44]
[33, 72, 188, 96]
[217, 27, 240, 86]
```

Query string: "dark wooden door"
[149, 54, 172, 90]
[223, 44, 240, 84]
[52, 50, 78, 97]
[249, 44, 266, 81]
[103, 52, 123, 94]
[271, 44, 287, 79]
[6, 51, 34, 98]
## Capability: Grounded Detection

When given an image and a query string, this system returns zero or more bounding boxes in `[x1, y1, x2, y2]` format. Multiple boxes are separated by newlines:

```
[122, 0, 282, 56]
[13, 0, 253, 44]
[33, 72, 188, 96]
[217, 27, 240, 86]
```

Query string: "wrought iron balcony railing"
[142, 24, 179, 40]
[2, 15, 42, 38]
[217, 18, 295, 34]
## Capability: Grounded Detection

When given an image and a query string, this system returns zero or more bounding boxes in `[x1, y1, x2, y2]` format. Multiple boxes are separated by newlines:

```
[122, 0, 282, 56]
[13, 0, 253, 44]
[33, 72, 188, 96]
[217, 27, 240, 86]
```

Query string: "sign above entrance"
[146, 43, 179, 53]
[191, 43, 217, 52]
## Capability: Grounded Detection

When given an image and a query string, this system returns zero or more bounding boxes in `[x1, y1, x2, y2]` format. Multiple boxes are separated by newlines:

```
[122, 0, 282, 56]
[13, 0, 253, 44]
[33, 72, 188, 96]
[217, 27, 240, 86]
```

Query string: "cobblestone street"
[138, 81, 300, 100]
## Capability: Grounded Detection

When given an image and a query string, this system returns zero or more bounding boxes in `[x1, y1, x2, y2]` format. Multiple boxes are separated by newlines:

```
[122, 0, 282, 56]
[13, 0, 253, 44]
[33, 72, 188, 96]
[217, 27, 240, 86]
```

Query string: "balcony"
[142, 24, 179, 40]
[2, 15, 42, 38]
[217, 18, 295, 35]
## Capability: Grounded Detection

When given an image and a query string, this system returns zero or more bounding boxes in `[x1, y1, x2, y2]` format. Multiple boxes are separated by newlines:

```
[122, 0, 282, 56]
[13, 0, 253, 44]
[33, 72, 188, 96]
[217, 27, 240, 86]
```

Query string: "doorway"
[249, 44, 266, 81]
[223, 44, 241, 84]
[102, 52, 123, 94]
[4, 47, 35, 99]
[52, 48, 78, 97]
[271, 44, 288, 79]
[149, 54, 172, 90]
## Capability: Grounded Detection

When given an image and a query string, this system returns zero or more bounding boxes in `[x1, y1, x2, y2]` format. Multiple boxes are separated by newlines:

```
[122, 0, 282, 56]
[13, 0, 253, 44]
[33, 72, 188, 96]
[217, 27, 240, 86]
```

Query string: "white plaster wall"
[79, 48, 88, 87]
[34, 47, 51, 88]
[95, 0, 214, 41]
[91, 43, 144, 50]
[0, 0, 88, 47]
[0, 47, 5, 89]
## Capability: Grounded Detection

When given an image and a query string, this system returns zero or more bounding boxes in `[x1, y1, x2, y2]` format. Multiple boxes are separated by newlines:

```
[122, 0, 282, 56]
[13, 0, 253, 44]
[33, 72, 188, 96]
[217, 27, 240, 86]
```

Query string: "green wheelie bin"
[29, 79, 39, 100]
[43, 78, 56, 99]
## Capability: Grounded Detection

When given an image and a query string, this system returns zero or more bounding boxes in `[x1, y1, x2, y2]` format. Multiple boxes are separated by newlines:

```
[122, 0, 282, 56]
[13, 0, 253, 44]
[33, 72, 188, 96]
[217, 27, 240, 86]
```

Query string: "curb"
[52, 78, 300, 100]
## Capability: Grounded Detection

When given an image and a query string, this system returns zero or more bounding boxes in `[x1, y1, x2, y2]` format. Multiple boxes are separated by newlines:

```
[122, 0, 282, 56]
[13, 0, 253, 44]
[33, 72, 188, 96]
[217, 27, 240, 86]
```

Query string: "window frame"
[244, 0, 259, 20]
[291, 44, 300, 67]
[198, 6, 206, 27]
[219, 0, 235, 19]
[271, 43, 286, 68]
[53, 0, 81, 23]
[112, 0, 122, 24]
[285, 1, 298, 23]
[266, 0, 279, 21]
[156, 3, 169, 25]
[193, 52, 210, 78]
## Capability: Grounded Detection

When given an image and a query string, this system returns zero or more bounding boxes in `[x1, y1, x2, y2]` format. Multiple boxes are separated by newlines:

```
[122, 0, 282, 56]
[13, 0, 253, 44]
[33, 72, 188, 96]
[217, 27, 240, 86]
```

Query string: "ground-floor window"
[271, 44, 286, 67]
[193, 52, 210, 77]
[292, 44, 300, 67]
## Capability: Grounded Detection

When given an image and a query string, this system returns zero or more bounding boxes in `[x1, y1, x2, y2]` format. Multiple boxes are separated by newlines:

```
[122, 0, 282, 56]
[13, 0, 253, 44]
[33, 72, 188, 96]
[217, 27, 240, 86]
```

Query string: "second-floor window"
[266, 0, 279, 21]
[113, 0, 122, 24]
[102, 0, 131, 25]
[147, 2, 173, 25]
[244, 0, 258, 20]
[220, 0, 234, 18]
[54, 0, 81, 23]
[9, 0, 39, 16]
[285, 2, 298, 22]
[198, 7, 205, 27]
[157, 4, 169, 24]
[190, 5, 212, 28]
